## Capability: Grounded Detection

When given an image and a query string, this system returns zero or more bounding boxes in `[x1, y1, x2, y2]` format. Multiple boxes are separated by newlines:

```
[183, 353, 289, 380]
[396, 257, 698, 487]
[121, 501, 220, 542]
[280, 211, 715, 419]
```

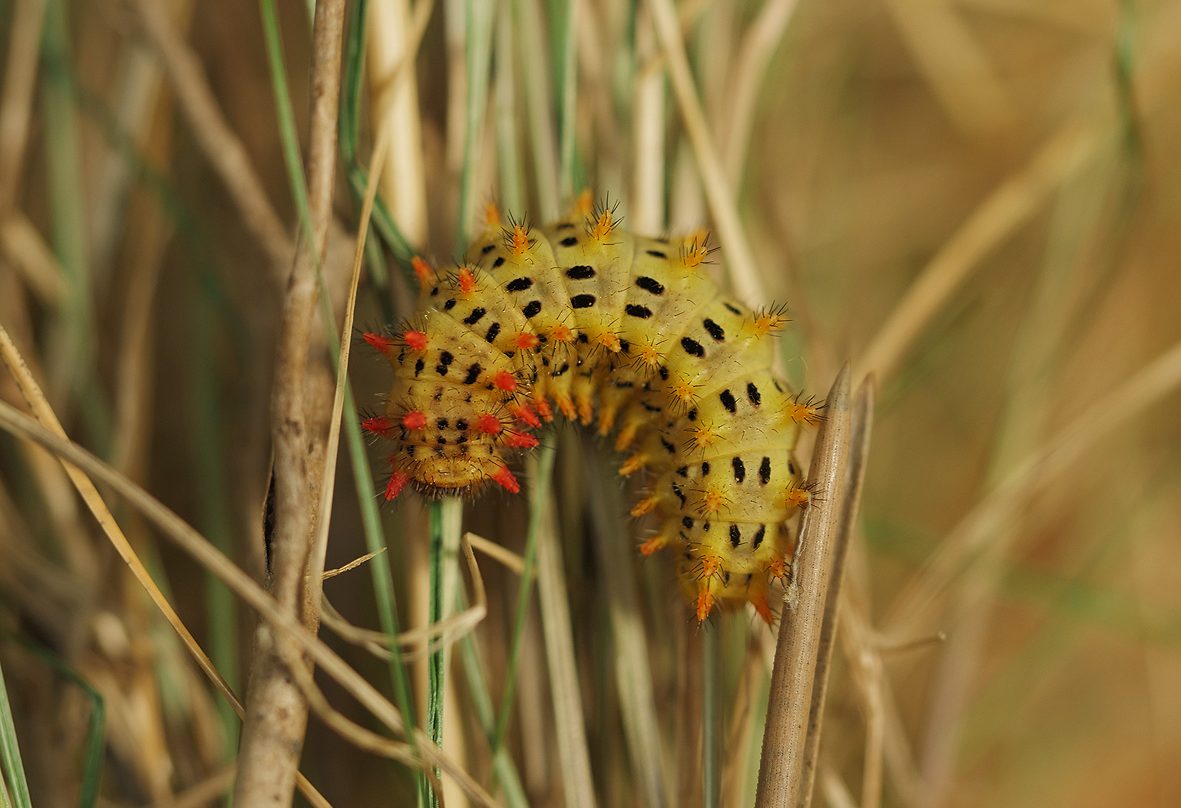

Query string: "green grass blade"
[0, 657, 32, 808]
[425, 496, 464, 808]
[339, 0, 366, 165]
[259, 0, 312, 237]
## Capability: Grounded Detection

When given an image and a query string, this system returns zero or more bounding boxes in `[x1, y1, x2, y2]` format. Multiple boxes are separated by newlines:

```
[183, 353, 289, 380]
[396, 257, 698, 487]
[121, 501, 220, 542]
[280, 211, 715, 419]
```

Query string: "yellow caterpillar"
[362, 197, 822, 623]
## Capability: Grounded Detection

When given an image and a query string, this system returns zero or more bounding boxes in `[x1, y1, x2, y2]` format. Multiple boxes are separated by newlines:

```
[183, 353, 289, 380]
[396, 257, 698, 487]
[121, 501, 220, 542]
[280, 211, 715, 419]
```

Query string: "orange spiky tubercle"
[586, 195, 621, 242]
[752, 302, 791, 337]
[367, 199, 819, 623]
[784, 392, 826, 427]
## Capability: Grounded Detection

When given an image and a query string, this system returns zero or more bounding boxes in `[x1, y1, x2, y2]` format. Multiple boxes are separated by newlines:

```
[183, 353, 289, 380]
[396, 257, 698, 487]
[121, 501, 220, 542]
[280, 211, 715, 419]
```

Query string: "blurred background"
[1, 0, 1180, 806]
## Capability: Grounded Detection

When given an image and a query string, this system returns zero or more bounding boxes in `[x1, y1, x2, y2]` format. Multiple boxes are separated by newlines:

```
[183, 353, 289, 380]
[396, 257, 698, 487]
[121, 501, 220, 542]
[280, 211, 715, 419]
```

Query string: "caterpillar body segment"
[367, 207, 814, 622]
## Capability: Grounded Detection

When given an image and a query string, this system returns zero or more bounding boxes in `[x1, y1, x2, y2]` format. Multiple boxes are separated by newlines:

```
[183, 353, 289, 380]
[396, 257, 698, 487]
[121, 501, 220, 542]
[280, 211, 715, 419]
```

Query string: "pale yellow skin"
[370, 210, 816, 622]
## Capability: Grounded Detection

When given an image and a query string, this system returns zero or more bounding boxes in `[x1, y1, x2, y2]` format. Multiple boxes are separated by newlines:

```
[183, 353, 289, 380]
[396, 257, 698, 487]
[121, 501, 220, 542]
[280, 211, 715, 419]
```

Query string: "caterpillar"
[361, 196, 823, 624]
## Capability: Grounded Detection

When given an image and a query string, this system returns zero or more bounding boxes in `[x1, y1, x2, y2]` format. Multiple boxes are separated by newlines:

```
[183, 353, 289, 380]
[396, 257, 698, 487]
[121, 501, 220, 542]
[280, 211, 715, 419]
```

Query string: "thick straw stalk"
[756, 365, 874, 807]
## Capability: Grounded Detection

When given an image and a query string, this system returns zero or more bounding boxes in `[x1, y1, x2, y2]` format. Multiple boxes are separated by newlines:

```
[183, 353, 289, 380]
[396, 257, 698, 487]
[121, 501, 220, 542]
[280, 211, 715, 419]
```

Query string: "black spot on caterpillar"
[362, 199, 816, 624]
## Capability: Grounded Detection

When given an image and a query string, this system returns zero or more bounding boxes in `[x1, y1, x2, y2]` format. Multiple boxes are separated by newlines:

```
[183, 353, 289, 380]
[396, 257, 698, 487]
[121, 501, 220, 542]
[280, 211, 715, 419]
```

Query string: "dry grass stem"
[322, 548, 386, 580]
[233, 0, 348, 802]
[321, 536, 488, 662]
[464, 531, 529, 575]
[796, 376, 875, 805]
[756, 364, 854, 808]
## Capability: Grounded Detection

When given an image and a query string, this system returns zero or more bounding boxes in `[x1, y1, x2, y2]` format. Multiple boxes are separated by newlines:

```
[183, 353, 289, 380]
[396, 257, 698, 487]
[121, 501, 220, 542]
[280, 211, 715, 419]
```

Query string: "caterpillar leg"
[746, 572, 776, 626]
[685, 565, 783, 625]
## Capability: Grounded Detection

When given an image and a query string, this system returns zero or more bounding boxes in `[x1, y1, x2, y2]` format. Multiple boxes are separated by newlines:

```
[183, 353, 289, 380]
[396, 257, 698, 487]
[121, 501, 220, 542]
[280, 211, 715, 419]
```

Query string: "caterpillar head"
[398, 447, 520, 497]
[369, 403, 533, 499]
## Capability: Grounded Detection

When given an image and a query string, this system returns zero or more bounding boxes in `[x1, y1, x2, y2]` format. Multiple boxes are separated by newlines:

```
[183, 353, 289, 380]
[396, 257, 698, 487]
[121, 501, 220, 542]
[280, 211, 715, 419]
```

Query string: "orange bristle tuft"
[682, 235, 709, 268]
[785, 395, 825, 426]
[785, 483, 814, 510]
[492, 466, 520, 494]
[493, 371, 517, 392]
[701, 489, 726, 514]
[752, 306, 790, 337]
[361, 416, 395, 437]
[636, 343, 662, 367]
[475, 413, 503, 434]
[512, 404, 542, 429]
[597, 332, 621, 352]
[458, 267, 477, 294]
[384, 470, 410, 501]
[403, 329, 429, 352]
[691, 424, 720, 450]
[401, 410, 427, 430]
[510, 224, 530, 255]
[700, 556, 721, 579]
[590, 209, 614, 240]
[515, 332, 539, 350]
[769, 556, 788, 580]
[363, 332, 395, 353]
[505, 432, 539, 449]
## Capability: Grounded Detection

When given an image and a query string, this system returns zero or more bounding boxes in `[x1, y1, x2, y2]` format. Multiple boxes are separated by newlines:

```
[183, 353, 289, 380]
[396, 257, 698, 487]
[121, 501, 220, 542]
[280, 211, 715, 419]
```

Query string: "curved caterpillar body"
[362, 200, 822, 623]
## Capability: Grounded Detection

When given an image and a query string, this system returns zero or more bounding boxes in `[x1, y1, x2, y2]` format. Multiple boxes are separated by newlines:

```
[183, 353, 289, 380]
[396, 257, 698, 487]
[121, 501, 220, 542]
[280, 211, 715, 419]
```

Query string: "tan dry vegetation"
[1, 0, 1180, 806]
